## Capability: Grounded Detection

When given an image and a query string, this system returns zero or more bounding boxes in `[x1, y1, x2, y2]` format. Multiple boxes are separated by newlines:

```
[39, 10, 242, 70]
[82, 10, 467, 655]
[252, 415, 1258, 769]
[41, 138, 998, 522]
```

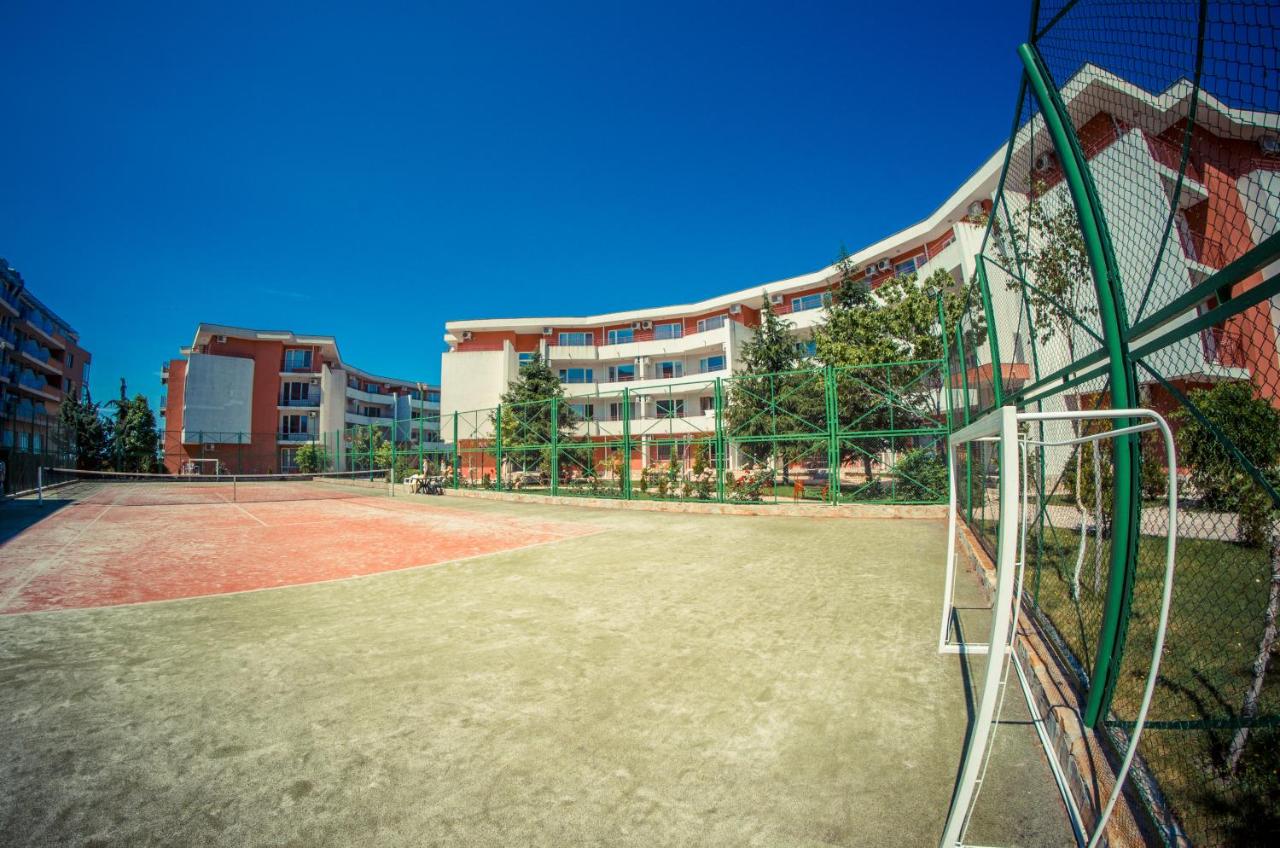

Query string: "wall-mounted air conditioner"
[203, 443, 216, 452]
[541, 327, 553, 335]
[728, 304, 742, 315]
[215, 335, 227, 343]
[641, 320, 653, 330]
[877, 259, 892, 271]
[462, 331, 473, 341]
[769, 293, 783, 305]
[310, 377, 320, 386]
[1260, 136, 1280, 156]
[967, 201, 985, 217]
[631, 321, 643, 330]
[1033, 152, 1054, 172]
[864, 265, 876, 277]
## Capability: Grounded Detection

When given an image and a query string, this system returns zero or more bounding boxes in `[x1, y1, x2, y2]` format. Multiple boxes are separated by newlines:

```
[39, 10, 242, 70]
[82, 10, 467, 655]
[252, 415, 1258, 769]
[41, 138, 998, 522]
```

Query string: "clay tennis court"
[0, 486, 1073, 847]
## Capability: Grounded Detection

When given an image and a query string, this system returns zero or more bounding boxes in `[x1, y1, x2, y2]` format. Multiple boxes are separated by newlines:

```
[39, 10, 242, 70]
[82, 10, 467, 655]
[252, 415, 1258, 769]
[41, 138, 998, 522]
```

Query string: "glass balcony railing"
[279, 395, 320, 407]
[0, 325, 16, 345]
[277, 432, 313, 442]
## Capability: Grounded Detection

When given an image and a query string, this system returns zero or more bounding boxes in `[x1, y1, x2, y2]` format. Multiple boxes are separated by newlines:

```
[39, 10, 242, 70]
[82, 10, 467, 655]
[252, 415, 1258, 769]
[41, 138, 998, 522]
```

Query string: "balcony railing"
[277, 432, 314, 442]
[19, 340, 50, 362]
[1145, 133, 1203, 183]
[0, 325, 16, 345]
[1201, 326, 1247, 368]
[279, 395, 320, 407]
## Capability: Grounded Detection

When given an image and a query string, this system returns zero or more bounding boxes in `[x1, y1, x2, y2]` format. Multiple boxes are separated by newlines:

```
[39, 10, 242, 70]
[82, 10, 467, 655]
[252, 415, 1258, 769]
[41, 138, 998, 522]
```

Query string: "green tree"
[58, 391, 108, 470]
[493, 353, 575, 476]
[293, 441, 328, 473]
[725, 290, 821, 481]
[108, 394, 160, 472]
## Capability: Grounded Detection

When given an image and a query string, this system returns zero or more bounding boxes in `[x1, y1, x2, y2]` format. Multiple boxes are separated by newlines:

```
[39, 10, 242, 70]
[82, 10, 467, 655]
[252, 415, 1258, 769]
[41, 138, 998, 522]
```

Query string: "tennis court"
[0, 483, 1073, 847]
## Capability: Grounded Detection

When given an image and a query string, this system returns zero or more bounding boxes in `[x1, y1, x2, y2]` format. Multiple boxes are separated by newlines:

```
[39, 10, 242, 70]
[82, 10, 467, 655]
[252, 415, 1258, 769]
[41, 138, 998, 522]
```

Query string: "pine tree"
[108, 394, 160, 472]
[494, 353, 575, 474]
[58, 390, 108, 470]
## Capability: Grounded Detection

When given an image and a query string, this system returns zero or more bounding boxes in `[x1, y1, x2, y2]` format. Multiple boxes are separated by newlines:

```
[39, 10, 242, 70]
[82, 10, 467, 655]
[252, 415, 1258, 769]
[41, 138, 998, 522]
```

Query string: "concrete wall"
[441, 344, 515, 439]
[180, 353, 255, 441]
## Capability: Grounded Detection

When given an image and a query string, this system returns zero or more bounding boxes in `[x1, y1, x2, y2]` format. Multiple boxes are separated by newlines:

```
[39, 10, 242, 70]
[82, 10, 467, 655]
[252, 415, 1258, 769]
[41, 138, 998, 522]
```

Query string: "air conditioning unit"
[462, 331, 473, 341]
[641, 320, 653, 330]
[310, 377, 320, 386]
[877, 258, 892, 271]
[203, 443, 216, 452]
[1033, 152, 1054, 172]
[631, 321, 643, 330]
[728, 304, 742, 315]
[968, 201, 985, 217]
[215, 335, 227, 343]
[541, 327, 553, 335]
[864, 265, 876, 278]
[1260, 135, 1280, 156]
[769, 293, 783, 305]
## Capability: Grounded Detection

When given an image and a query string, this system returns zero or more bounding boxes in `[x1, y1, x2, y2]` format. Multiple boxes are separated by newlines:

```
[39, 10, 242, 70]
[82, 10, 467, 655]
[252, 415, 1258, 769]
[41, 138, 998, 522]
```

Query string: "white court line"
[0, 503, 115, 611]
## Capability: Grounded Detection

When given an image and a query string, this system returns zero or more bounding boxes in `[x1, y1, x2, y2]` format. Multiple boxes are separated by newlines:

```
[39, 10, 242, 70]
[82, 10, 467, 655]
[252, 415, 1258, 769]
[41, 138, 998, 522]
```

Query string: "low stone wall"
[440, 487, 946, 520]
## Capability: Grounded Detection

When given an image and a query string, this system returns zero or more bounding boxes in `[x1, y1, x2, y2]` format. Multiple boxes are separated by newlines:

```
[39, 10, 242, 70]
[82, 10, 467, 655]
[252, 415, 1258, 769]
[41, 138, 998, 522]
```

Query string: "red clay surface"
[0, 496, 596, 614]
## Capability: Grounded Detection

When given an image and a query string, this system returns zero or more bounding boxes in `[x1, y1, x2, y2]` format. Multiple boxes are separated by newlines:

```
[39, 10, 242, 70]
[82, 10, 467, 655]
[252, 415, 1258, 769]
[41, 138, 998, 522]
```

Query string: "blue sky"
[0, 0, 1029, 408]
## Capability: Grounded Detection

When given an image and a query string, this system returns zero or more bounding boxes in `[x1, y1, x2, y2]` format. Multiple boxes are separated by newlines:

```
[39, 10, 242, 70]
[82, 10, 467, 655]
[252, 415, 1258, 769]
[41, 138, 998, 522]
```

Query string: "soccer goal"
[181, 458, 223, 476]
[938, 406, 1179, 848]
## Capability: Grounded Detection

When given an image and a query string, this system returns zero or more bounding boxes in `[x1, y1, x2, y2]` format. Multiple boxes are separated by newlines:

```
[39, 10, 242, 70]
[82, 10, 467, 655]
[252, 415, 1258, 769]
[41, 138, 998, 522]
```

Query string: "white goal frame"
[182, 458, 223, 476]
[938, 406, 1179, 848]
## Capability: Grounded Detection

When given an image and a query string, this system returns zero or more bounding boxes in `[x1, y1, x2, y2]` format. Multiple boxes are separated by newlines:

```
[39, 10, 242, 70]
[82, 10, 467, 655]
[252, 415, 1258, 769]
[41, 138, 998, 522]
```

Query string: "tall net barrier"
[435, 361, 949, 506]
[955, 3, 1280, 843]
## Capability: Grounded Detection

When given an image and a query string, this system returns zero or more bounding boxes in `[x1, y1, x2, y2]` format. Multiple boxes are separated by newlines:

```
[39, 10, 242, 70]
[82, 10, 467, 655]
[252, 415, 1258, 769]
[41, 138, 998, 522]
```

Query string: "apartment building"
[440, 148, 1002, 463]
[966, 64, 1280, 418]
[161, 324, 440, 474]
[0, 259, 93, 452]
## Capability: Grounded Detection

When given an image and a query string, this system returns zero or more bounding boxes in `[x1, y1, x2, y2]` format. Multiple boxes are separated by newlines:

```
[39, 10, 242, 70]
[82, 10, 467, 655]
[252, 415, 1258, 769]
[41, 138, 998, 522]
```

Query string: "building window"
[366, 382, 380, 393]
[607, 363, 635, 382]
[518, 352, 535, 368]
[19, 432, 30, 450]
[569, 402, 594, 420]
[558, 367, 594, 384]
[656, 360, 683, 379]
[696, 315, 726, 334]
[426, 389, 440, 402]
[654, 322, 683, 340]
[790, 293, 826, 312]
[558, 332, 593, 346]
[893, 258, 918, 277]
[699, 396, 715, 415]
[652, 443, 673, 461]
[284, 349, 312, 371]
[67, 353, 74, 369]
[281, 414, 309, 434]
[282, 382, 311, 403]
[796, 340, 818, 358]
[698, 355, 725, 373]
[656, 399, 685, 418]
[606, 328, 634, 345]
[280, 448, 298, 471]
[608, 401, 635, 421]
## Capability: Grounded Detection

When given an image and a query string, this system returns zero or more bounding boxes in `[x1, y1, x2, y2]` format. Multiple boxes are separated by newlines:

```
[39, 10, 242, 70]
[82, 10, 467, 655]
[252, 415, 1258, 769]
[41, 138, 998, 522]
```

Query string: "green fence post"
[621, 387, 632, 499]
[452, 412, 459, 488]
[974, 255, 1005, 409]
[495, 403, 503, 491]
[1019, 42, 1141, 728]
[713, 378, 725, 502]
[368, 423, 374, 471]
[550, 396, 559, 496]
[827, 366, 842, 505]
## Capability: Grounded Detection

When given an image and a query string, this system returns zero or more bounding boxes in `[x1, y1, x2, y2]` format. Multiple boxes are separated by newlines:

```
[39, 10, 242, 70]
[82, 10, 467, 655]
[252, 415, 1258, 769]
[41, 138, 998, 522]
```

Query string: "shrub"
[294, 442, 328, 473]
[890, 448, 947, 502]
[1173, 381, 1280, 545]
[728, 466, 775, 503]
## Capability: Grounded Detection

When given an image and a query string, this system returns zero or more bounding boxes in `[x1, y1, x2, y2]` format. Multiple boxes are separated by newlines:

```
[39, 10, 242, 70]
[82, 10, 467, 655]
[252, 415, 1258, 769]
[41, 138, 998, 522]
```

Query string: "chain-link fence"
[439, 361, 949, 505]
[0, 403, 74, 495]
[955, 3, 1280, 843]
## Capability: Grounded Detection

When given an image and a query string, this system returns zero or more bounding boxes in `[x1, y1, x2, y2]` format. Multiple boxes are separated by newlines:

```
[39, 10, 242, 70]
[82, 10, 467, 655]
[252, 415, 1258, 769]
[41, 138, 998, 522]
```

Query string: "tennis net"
[39, 467, 393, 507]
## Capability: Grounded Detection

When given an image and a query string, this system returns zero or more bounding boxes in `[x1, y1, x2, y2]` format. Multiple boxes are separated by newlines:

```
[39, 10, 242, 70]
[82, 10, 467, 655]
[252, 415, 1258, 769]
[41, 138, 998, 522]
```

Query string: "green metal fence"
[436, 361, 949, 506]
[955, 3, 1280, 843]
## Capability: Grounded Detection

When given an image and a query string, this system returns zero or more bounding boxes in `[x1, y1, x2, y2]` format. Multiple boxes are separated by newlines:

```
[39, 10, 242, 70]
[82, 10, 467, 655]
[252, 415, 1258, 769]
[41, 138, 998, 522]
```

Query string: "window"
[796, 340, 817, 358]
[699, 396, 715, 415]
[67, 353, 74, 369]
[654, 322, 683, 340]
[19, 432, 29, 451]
[607, 363, 635, 382]
[656, 360, 683, 379]
[698, 355, 725, 373]
[894, 257, 918, 277]
[652, 443, 673, 461]
[518, 352, 535, 368]
[280, 448, 298, 471]
[426, 389, 440, 402]
[606, 328, 634, 345]
[282, 382, 311, 402]
[33, 434, 42, 452]
[696, 315, 726, 333]
[283, 349, 312, 371]
[558, 367, 594, 384]
[366, 382, 380, 393]
[281, 414, 309, 434]
[608, 401, 636, 421]
[790, 293, 826, 312]
[656, 399, 685, 418]
[558, 332, 593, 346]
[569, 402, 594, 420]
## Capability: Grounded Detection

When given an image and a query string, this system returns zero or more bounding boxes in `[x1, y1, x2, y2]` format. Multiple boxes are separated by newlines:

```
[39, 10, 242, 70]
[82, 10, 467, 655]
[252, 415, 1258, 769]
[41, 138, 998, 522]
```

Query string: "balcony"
[0, 288, 19, 316]
[1145, 133, 1203, 184]
[19, 341, 61, 374]
[0, 363, 15, 383]
[0, 325, 16, 347]
[15, 371, 58, 401]
[20, 310, 64, 350]
[279, 395, 321, 408]
[1201, 326, 1247, 368]
[277, 432, 315, 443]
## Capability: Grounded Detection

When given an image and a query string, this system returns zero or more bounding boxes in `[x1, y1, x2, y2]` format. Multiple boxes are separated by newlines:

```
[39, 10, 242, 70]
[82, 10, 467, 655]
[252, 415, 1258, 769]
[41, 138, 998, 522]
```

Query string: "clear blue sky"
[0, 0, 1029, 409]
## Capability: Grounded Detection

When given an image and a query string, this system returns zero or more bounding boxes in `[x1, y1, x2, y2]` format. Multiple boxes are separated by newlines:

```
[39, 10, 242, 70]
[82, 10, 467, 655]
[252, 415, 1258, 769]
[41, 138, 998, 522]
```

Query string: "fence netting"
[956, 3, 1280, 844]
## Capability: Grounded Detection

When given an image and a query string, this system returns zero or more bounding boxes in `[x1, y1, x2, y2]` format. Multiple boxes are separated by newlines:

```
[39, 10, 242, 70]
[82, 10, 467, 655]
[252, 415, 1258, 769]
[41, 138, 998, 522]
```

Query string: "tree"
[294, 441, 328, 473]
[108, 394, 160, 472]
[494, 353, 575, 476]
[58, 391, 108, 470]
[724, 290, 821, 482]
[815, 266, 970, 482]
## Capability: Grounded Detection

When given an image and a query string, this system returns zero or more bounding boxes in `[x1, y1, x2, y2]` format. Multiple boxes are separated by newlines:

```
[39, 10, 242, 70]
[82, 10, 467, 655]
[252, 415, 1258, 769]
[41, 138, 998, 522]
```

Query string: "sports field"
[0, 488, 1072, 846]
